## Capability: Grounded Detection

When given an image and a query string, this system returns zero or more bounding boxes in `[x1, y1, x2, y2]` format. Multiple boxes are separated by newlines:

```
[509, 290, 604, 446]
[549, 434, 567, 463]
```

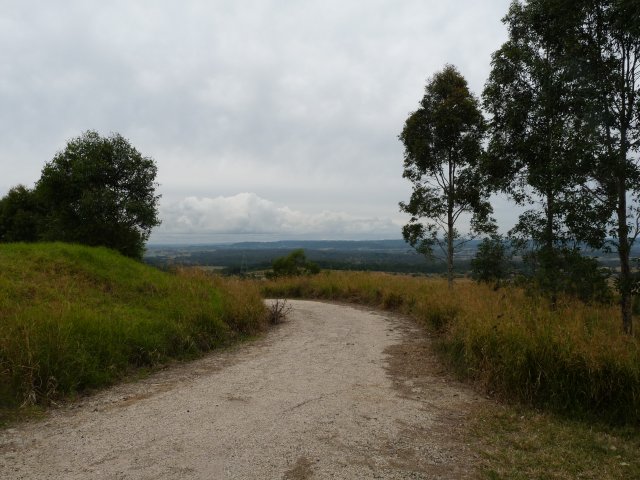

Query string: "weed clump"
[267, 299, 293, 325]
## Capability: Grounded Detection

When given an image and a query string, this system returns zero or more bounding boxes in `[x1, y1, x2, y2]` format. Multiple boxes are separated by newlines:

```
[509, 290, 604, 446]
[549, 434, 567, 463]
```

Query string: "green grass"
[472, 405, 640, 479]
[0, 242, 267, 419]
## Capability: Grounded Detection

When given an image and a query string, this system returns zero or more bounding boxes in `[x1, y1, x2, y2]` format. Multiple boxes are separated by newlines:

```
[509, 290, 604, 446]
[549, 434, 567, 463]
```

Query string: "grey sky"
[1, 0, 517, 243]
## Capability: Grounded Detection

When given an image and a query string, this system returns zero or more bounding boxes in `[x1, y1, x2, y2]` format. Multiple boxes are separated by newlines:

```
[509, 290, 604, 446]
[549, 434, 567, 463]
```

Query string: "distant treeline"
[144, 242, 463, 275]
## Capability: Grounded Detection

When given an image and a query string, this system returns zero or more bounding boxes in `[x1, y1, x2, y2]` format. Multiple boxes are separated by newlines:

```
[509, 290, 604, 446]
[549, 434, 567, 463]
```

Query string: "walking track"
[0, 300, 484, 479]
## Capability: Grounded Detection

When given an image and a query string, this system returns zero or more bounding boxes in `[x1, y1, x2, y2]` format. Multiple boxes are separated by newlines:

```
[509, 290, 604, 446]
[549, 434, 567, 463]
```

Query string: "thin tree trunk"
[545, 190, 558, 309]
[617, 104, 633, 334]
[616, 43, 634, 335]
[447, 154, 454, 289]
[617, 179, 633, 335]
[447, 209, 454, 290]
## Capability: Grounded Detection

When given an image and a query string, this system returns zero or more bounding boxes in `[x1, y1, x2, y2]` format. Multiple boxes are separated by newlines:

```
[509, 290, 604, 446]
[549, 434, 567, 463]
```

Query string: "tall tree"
[400, 65, 494, 288]
[565, 0, 640, 333]
[36, 131, 161, 259]
[482, 0, 595, 304]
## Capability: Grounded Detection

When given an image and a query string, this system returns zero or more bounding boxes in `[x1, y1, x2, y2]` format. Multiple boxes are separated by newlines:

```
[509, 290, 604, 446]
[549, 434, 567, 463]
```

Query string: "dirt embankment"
[0, 300, 484, 479]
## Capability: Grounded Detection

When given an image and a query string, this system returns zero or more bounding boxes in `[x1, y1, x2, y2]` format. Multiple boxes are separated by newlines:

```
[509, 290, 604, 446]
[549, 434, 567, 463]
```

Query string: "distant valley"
[144, 239, 632, 275]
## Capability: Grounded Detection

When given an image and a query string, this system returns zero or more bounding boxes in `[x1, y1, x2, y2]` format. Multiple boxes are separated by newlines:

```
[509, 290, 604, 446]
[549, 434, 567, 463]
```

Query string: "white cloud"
[158, 192, 401, 237]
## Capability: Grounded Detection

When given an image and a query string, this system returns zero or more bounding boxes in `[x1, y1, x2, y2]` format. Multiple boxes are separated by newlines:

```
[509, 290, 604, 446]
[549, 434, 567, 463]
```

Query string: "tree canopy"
[479, 0, 639, 331]
[400, 65, 495, 287]
[268, 249, 320, 278]
[0, 131, 161, 259]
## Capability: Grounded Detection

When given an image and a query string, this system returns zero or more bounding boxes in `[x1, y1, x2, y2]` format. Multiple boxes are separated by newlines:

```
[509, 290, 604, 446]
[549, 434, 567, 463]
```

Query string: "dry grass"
[472, 405, 640, 479]
[0, 243, 268, 421]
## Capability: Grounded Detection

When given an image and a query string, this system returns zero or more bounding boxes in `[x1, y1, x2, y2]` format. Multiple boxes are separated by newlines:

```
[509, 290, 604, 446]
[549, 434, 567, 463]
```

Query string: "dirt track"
[0, 300, 484, 479]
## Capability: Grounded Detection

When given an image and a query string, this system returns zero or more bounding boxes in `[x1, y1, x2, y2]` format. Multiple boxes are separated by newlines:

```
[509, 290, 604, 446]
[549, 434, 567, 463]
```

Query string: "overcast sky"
[0, 0, 518, 243]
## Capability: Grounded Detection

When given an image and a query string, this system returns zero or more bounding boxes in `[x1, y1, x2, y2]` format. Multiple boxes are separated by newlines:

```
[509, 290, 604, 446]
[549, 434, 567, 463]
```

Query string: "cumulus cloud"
[158, 192, 401, 238]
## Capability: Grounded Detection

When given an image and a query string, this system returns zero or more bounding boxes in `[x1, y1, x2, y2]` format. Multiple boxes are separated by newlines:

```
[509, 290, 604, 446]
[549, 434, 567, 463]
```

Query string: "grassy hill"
[0, 243, 267, 417]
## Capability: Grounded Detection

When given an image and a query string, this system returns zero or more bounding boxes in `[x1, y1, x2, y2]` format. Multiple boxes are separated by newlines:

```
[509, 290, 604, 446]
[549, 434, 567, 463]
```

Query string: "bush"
[0, 185, 42, 242]
[523, 247, 613, 304]
[266, 249, 320, 278]
[471, 235, 512, 287]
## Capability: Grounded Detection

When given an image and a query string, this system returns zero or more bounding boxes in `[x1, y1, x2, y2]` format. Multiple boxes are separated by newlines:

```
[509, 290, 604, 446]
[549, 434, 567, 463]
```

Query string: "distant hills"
[144, 239, 480, 274]
[144, 238, 635, 275]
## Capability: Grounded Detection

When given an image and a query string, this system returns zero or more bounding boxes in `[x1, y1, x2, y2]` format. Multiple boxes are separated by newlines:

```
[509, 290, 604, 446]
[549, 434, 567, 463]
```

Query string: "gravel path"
[0, 300, 484, 479]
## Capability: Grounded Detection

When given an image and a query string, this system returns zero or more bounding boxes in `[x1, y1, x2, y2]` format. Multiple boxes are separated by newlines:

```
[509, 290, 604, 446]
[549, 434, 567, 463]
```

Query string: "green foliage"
[0, 243, 267, 414]
[483, 0, 640, 333]
[0, 185, 42, 242]
[521, 248, 613, 305]
[400, 65, 494, 286]
[267, 249, 320, 278]
[32, 130, 161, 259]
[471, 235, 512, 287]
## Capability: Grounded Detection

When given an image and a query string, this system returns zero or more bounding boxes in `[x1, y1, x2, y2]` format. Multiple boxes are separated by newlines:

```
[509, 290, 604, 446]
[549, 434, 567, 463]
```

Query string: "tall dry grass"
[262, 271, 640, 424]
[0, 243, 268, 413]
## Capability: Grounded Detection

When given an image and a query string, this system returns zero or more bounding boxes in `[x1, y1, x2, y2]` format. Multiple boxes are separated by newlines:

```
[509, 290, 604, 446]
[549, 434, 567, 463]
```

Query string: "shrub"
[266, 249, 320, 278]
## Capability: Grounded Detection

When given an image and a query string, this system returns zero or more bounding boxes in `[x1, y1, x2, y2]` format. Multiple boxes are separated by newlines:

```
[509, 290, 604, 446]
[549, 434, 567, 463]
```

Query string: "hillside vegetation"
[0, 243, 267, 416]
[262, 271, 640, 425]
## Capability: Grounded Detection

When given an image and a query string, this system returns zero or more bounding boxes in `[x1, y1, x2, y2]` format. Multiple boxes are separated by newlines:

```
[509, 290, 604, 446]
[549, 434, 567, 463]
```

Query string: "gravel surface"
[0, 300, 484, 479]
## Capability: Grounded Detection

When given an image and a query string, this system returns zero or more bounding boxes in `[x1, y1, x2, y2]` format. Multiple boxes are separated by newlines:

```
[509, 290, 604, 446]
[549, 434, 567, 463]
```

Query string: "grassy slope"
[0, 243, 267, 416]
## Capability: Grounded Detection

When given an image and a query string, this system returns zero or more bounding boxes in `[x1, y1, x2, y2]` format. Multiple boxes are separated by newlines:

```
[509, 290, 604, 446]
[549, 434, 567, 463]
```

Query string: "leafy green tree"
[566, 0, 640, 333]
[482, 0, 597, 305]
[400, 65, 495, 288]
[35, 131, 161, 259]
[0, 185, 42, 242]
[486, 0, 637, 327]
[471, 235, 512, 288]
[268, 249, 320, 278]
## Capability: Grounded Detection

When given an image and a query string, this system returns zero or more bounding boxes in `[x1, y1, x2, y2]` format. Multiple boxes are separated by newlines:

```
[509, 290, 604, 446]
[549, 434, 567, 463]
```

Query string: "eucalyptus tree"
[485, 0, 639, 332]
[566, 0, 640, 333]
[400, 65, 495, 288]
[482, 0, 595, 304]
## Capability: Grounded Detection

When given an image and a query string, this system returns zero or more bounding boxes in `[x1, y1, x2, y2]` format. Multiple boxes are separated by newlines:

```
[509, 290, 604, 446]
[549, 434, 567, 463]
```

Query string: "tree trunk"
[616, 49, 633, 334]
[617, 134, 633, 334]
[544, 190, 558, 309]
[447, 209, 454, 290]
[447, 154, 454, 290]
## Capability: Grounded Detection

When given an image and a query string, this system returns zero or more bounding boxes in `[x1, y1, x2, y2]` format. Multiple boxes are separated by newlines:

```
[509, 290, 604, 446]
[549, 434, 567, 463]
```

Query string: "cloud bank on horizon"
[0, 0, 514, 243]
[159, 192, 400, 240]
